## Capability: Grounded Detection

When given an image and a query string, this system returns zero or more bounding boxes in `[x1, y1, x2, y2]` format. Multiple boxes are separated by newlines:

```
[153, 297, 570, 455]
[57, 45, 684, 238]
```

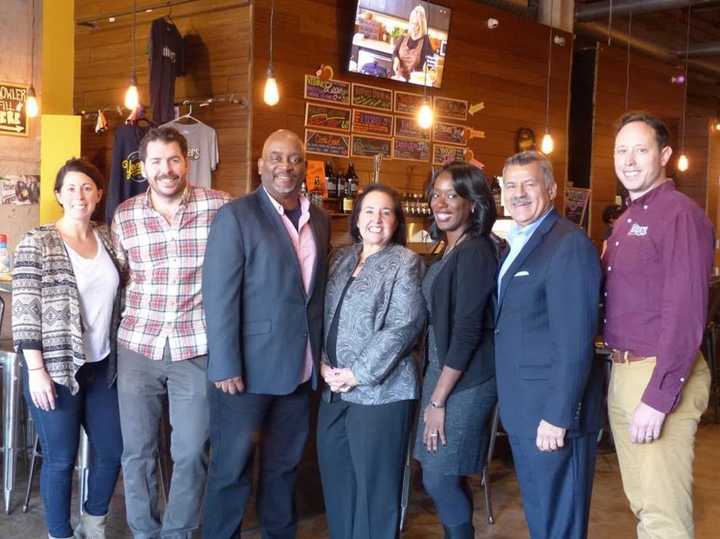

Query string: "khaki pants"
[608, 354, 710, 539]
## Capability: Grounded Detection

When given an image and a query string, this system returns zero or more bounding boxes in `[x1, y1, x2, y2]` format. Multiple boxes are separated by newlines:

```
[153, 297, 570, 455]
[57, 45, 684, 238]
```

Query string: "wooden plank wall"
[588, 43, 685, 243]
[74, 0, 251, 198]
[251, 0, 573, 204]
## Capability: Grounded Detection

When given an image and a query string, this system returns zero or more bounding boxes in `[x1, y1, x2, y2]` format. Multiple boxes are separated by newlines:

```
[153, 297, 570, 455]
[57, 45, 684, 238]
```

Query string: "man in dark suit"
[494, 151, 603, 538]
[201, 130, 330, 538]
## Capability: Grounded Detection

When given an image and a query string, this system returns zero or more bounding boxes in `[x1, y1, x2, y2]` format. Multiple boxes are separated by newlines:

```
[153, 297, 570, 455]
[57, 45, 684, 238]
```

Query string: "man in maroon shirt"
[604, 111, 713, 538]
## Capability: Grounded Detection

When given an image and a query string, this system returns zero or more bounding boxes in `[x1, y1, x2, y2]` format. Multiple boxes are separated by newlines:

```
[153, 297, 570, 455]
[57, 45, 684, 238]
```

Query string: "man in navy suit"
[201, 130, 330, 538]
[495, 150, 603, 538]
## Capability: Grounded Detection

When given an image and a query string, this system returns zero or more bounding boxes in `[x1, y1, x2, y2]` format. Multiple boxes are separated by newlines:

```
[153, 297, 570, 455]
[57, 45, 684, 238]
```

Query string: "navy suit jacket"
[202, 187, 330, 395]
[494, 210, 604, 438]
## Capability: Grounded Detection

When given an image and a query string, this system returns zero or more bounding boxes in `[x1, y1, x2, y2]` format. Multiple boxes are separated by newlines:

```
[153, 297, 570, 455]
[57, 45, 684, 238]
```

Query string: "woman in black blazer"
[414, 161, 499, 538]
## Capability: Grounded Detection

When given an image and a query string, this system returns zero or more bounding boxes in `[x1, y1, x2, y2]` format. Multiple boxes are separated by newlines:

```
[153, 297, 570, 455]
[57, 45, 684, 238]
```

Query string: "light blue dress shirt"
[497, 210, 553, 292]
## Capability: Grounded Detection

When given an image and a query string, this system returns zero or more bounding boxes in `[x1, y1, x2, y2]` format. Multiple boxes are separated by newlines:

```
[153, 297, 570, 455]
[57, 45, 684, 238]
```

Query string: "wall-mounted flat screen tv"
[347, 1, 452, 89]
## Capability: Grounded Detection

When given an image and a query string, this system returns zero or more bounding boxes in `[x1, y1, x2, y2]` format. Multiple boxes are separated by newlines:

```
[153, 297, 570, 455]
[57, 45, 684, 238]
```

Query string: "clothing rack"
[77, 93, 247, 121]
[76, 0, 250, 28]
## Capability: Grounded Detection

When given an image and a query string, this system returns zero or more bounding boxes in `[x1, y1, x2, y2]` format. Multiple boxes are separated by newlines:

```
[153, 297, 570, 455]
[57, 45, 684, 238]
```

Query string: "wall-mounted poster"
[0, 174, 40, 204]
[304, 75, 351, 105]
[0, 82, 29, 137]
[433, 96, 468, 121]
[305, 103, 351, 132]
[352, 110, 393, 137]
[351, 135, 392, 159]
[394, 91, 425, 115]
[565, 187, 591, 229]
[394, 116, 430, 140]
[305, 129, 351, 158]
[432, 144, 466, 165]
[351, 83, 393, 111]
[393, 138, 431, 162]
[433, 121, 467, 146]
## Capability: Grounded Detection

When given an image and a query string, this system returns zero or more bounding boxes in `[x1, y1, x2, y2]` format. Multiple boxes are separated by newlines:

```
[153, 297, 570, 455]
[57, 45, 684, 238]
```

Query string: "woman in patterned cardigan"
[12, 159, 123, 539]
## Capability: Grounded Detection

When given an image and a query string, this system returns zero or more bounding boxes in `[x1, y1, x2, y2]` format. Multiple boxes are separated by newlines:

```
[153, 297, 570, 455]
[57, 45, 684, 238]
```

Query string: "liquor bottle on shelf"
[325, 161, 336, 197]
[347, 161, 359, 197]
[489, 176, 502, 216]
[341, 175, 355, 213]
[310, 176, 324, 208]
[336, 168, 347, 200]
[300, 180, 308, 197]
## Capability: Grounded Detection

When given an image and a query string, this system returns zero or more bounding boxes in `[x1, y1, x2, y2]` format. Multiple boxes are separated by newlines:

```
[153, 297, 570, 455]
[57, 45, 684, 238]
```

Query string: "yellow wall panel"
[40, 115, 81, 224]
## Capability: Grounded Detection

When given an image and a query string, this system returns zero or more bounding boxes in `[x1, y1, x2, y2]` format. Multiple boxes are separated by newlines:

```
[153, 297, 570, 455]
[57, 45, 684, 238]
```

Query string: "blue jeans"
[23, 358, 123, 538]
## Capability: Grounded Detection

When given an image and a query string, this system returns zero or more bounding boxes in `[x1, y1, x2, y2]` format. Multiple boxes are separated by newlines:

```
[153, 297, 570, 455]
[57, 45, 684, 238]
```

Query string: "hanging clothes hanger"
[173, 101, 203, 125]
[164, 1, 175, 26]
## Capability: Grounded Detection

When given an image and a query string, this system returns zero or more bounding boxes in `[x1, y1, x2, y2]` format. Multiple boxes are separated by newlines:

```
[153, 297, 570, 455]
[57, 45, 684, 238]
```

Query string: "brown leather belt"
[610, 349, 647, 364]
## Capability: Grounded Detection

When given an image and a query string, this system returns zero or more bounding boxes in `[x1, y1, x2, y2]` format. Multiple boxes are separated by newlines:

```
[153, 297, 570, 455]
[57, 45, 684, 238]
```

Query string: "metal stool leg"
[482, 404, 500, 525]
[22, 434, 41, 513]
[77, 428, 90, 515]
[3, 350, 20, 514]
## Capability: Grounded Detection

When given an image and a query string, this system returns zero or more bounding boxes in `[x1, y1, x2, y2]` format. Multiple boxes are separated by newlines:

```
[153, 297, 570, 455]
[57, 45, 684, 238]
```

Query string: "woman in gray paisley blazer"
[317, 184, 425, 539]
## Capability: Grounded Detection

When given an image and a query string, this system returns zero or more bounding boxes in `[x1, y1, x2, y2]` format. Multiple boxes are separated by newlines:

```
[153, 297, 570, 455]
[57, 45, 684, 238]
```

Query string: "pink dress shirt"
[264, 188, 317, 383]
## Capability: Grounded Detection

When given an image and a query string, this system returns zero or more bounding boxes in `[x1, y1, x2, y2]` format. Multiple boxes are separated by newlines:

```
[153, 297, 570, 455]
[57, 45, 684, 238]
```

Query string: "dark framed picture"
[515, 127, 536, 152]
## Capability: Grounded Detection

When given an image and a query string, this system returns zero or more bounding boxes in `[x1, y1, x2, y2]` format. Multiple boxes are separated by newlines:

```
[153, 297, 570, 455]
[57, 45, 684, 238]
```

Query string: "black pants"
[202, 382, 311, 539]
[317, 398, 414, 539]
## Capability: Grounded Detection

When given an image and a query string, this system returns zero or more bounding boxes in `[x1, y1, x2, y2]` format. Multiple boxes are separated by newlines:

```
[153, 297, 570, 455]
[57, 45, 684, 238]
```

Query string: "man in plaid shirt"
[111, 126, 230, 538]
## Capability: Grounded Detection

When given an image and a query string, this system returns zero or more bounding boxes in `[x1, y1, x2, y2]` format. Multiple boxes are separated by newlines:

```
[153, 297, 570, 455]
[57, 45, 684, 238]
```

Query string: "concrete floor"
[2, 423, 719, 538]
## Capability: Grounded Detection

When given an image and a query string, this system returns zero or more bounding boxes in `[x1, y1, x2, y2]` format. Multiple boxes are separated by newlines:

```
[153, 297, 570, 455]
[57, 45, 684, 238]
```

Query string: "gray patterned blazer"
[323, 243, 426, 405]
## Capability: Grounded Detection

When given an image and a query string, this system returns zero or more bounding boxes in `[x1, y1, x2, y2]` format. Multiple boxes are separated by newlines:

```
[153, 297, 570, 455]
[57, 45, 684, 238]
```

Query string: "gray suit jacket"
[323, 243, 425, 405]
[203, 187, 330, 394]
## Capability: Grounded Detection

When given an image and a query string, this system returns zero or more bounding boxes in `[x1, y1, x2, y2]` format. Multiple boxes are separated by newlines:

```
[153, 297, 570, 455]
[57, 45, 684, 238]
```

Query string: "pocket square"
[514, 270, 530, 277]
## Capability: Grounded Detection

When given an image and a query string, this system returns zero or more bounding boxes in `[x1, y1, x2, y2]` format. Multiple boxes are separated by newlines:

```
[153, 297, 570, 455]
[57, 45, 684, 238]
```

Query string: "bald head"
[262, 129, 304, 159]
[258, 129, 306, 208]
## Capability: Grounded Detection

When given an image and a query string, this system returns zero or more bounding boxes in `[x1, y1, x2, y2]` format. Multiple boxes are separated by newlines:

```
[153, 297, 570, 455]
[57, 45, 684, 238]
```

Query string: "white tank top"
[64, 231, 120, 363]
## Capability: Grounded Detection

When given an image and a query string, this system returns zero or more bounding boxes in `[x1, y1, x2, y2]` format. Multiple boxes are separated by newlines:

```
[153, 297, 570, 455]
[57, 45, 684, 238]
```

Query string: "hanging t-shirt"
[106, 124, 149, 223]
[149, 17, 185, 124]
[162, 120, 219, 188]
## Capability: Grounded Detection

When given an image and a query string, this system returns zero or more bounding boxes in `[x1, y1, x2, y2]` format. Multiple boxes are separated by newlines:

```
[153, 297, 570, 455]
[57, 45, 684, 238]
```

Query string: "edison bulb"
[541, 132, 554, 154]
[417, 103, 434, 129]
[677, 154, 689, 172]
[124, 83, 139, 110]
[26, 90, 39, 118]
[264, 73, 279, 106]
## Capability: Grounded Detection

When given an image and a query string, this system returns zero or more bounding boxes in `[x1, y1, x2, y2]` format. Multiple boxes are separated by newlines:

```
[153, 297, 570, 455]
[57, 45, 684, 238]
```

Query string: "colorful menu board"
[304, 75, 351, 105]
[432, 144, 466, 165]
[394, 91, 425, 115]
[393, 139, 431, 162]
[433, 96, 469, 121]
[394, 115, 430, 140]
[305, 129, 351, 157]
[351, 135, 392, 159]
[351, 83, 393, 111]
[433, 121, 467, 146]
[352, 110, 393, 137]
[305, 103, 351, 132]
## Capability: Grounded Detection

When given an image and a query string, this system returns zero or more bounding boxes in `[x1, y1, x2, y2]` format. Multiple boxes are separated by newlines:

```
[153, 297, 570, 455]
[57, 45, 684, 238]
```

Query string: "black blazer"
[428, 234, 497, 393]
[203, 187, 331, 394]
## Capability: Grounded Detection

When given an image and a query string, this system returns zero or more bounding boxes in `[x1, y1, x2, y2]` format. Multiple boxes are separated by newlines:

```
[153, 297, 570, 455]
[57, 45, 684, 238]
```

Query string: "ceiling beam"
[673, 42, 720, 57]
[575, 0, 720, 22]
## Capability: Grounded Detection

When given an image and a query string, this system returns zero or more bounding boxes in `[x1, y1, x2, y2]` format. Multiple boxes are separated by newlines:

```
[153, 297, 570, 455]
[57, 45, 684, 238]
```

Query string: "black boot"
[443, 522, 475, 539]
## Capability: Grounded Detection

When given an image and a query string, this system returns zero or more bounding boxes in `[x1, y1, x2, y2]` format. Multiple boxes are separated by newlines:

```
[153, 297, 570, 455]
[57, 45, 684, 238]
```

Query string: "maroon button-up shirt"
[603, 181, 714, 413]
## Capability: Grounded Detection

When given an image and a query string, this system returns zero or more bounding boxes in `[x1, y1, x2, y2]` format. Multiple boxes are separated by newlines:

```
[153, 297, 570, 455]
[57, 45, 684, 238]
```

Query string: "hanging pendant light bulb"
[26, 86, 39, 118]
[263, 0, 280, 106]
[264, 67, 280, 106]
[541, 130, 554, 154]
[124, 74, 139, 110]
[26, 0, 40, 118]
[417, 101, 434, 130]
[124, 0, 139, 111]
[677, 154, 689, 172]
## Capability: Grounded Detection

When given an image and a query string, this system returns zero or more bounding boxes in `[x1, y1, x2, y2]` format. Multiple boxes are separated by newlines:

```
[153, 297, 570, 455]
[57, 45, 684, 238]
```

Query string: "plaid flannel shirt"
[111, 186, 231, 361]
